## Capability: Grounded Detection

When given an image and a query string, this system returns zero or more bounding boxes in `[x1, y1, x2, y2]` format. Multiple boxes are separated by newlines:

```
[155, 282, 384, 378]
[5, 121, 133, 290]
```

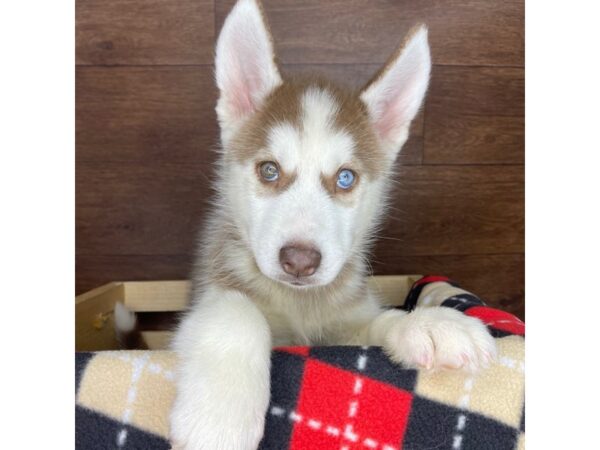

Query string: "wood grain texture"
[76, 0, 215, 65]
[377, 165, 524, 256]
[76, 66, 218, 162]
[77, 160, 213, 256]
[217, 0, 524, 67]
[424, 67, 524, 164]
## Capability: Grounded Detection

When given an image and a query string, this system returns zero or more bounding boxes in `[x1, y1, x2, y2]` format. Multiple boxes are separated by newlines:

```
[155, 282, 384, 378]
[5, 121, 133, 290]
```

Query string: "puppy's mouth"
[277, 274, 318, 289]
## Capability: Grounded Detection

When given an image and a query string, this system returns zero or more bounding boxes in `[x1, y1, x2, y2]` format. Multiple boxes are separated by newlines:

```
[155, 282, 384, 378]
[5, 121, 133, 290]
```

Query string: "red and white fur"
[169, 1, 496, 448]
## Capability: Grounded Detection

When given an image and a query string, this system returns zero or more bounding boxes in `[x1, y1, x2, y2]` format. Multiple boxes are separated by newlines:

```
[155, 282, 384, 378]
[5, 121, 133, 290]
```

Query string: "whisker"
[374, 235, 404, 243]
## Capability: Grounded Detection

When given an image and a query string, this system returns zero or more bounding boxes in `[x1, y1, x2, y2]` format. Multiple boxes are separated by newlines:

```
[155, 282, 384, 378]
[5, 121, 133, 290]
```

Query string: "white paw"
[169, 375, 268, 450]
[383, 307, 497, 372]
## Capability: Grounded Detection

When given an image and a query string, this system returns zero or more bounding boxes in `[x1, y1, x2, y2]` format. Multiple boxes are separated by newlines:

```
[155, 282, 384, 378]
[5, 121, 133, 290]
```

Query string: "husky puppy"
[169, 0, 497, 448]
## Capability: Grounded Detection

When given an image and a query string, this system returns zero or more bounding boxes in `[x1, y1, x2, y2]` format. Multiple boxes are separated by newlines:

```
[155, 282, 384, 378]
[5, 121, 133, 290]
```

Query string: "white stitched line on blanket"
[117, 354, 150, 448]
[357, 354, 368, 371]
[343, 424, 358, 442]
[117, 354, 175, 381]
[289, 411, 303, 423]
[308, 419, 322, 430]
[117, 429, 127, 447]
[452, 350, 524, 449]
[364, 437, 378, 448]
[452, 434, 464, 449]
[270, 406, 285, 416]
[326, 425, 341, 436]
[270, 405, 398, 450]
[147, 362, 175, 381]
[499, 356, 525, 373]
[342, 348, 369, 449]
[348, 400, 358, 418]
[458, 378, 474, 408]
[452, 375, 474, 450]
[353, 378, 363, 395]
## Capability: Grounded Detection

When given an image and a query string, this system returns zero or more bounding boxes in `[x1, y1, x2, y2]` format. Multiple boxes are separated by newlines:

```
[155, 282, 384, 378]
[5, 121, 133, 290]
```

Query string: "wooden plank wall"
[76, 0, 524, 318]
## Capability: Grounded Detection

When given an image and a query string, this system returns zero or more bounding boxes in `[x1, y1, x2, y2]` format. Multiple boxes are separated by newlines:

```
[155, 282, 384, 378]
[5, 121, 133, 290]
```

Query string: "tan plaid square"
[128, 352, 178, 438]
[77, 352, 133, 422]
[415, 336, 524, 428]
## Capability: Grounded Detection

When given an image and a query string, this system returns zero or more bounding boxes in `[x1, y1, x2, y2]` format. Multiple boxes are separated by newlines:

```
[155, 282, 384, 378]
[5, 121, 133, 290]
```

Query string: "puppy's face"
[215, 0, 430, 288]
[225, 82, 386, 287]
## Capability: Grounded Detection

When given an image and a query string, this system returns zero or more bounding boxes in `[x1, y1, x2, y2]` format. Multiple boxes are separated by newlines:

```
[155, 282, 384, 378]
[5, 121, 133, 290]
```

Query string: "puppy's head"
[215, 0, 430, 288]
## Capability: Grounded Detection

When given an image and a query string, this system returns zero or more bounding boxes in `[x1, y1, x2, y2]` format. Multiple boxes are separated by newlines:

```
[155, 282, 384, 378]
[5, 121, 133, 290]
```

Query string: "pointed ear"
[360, 25, 431, 158]
[215, 0, 282, 141]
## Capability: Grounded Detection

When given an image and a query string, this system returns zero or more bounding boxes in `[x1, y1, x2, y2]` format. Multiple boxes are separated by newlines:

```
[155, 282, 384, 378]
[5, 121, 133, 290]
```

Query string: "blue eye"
[259, 161, 279, 182]
[336, 169, 356, 190]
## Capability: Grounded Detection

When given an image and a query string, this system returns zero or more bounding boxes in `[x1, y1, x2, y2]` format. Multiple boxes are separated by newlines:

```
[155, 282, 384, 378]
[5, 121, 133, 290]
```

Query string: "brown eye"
[259, 161, 280, 182]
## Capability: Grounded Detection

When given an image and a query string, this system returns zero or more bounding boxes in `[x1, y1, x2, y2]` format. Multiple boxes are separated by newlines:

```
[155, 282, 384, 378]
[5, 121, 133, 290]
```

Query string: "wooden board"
[216, 0, 524, 66]
[75, 275, 423, 350]
[141, 331, 173, 350]
[76, 160, 212, 256]
[377, 165, 524, 256]
[76, 0, 215, 65]
[117, 275, 421, 312]
[424, 67, 524, 164]
[76, 66, 218, 162]
[123, 281, 191, 312]
[75, 282, 124, 351]
[77, 0, 523, 67]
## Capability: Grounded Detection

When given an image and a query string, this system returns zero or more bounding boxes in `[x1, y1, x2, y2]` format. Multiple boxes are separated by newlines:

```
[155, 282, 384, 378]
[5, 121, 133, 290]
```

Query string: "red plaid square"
[290, 359, 413, 450]
[466, 306, 525, 336]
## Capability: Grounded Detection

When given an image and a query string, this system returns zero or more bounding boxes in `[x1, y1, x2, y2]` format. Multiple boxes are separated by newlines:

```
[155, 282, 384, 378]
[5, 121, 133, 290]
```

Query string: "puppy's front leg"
[360, 306, 497, 372]
[170, 287, 271, 450]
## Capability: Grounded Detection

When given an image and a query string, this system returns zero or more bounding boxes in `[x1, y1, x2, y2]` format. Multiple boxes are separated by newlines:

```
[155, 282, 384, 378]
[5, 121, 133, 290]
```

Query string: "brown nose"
[279, 244, 321, 277]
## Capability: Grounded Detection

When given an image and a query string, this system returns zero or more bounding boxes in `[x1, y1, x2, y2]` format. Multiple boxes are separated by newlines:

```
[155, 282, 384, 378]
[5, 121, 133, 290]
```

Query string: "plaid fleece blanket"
[75, 277, 525, 450]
